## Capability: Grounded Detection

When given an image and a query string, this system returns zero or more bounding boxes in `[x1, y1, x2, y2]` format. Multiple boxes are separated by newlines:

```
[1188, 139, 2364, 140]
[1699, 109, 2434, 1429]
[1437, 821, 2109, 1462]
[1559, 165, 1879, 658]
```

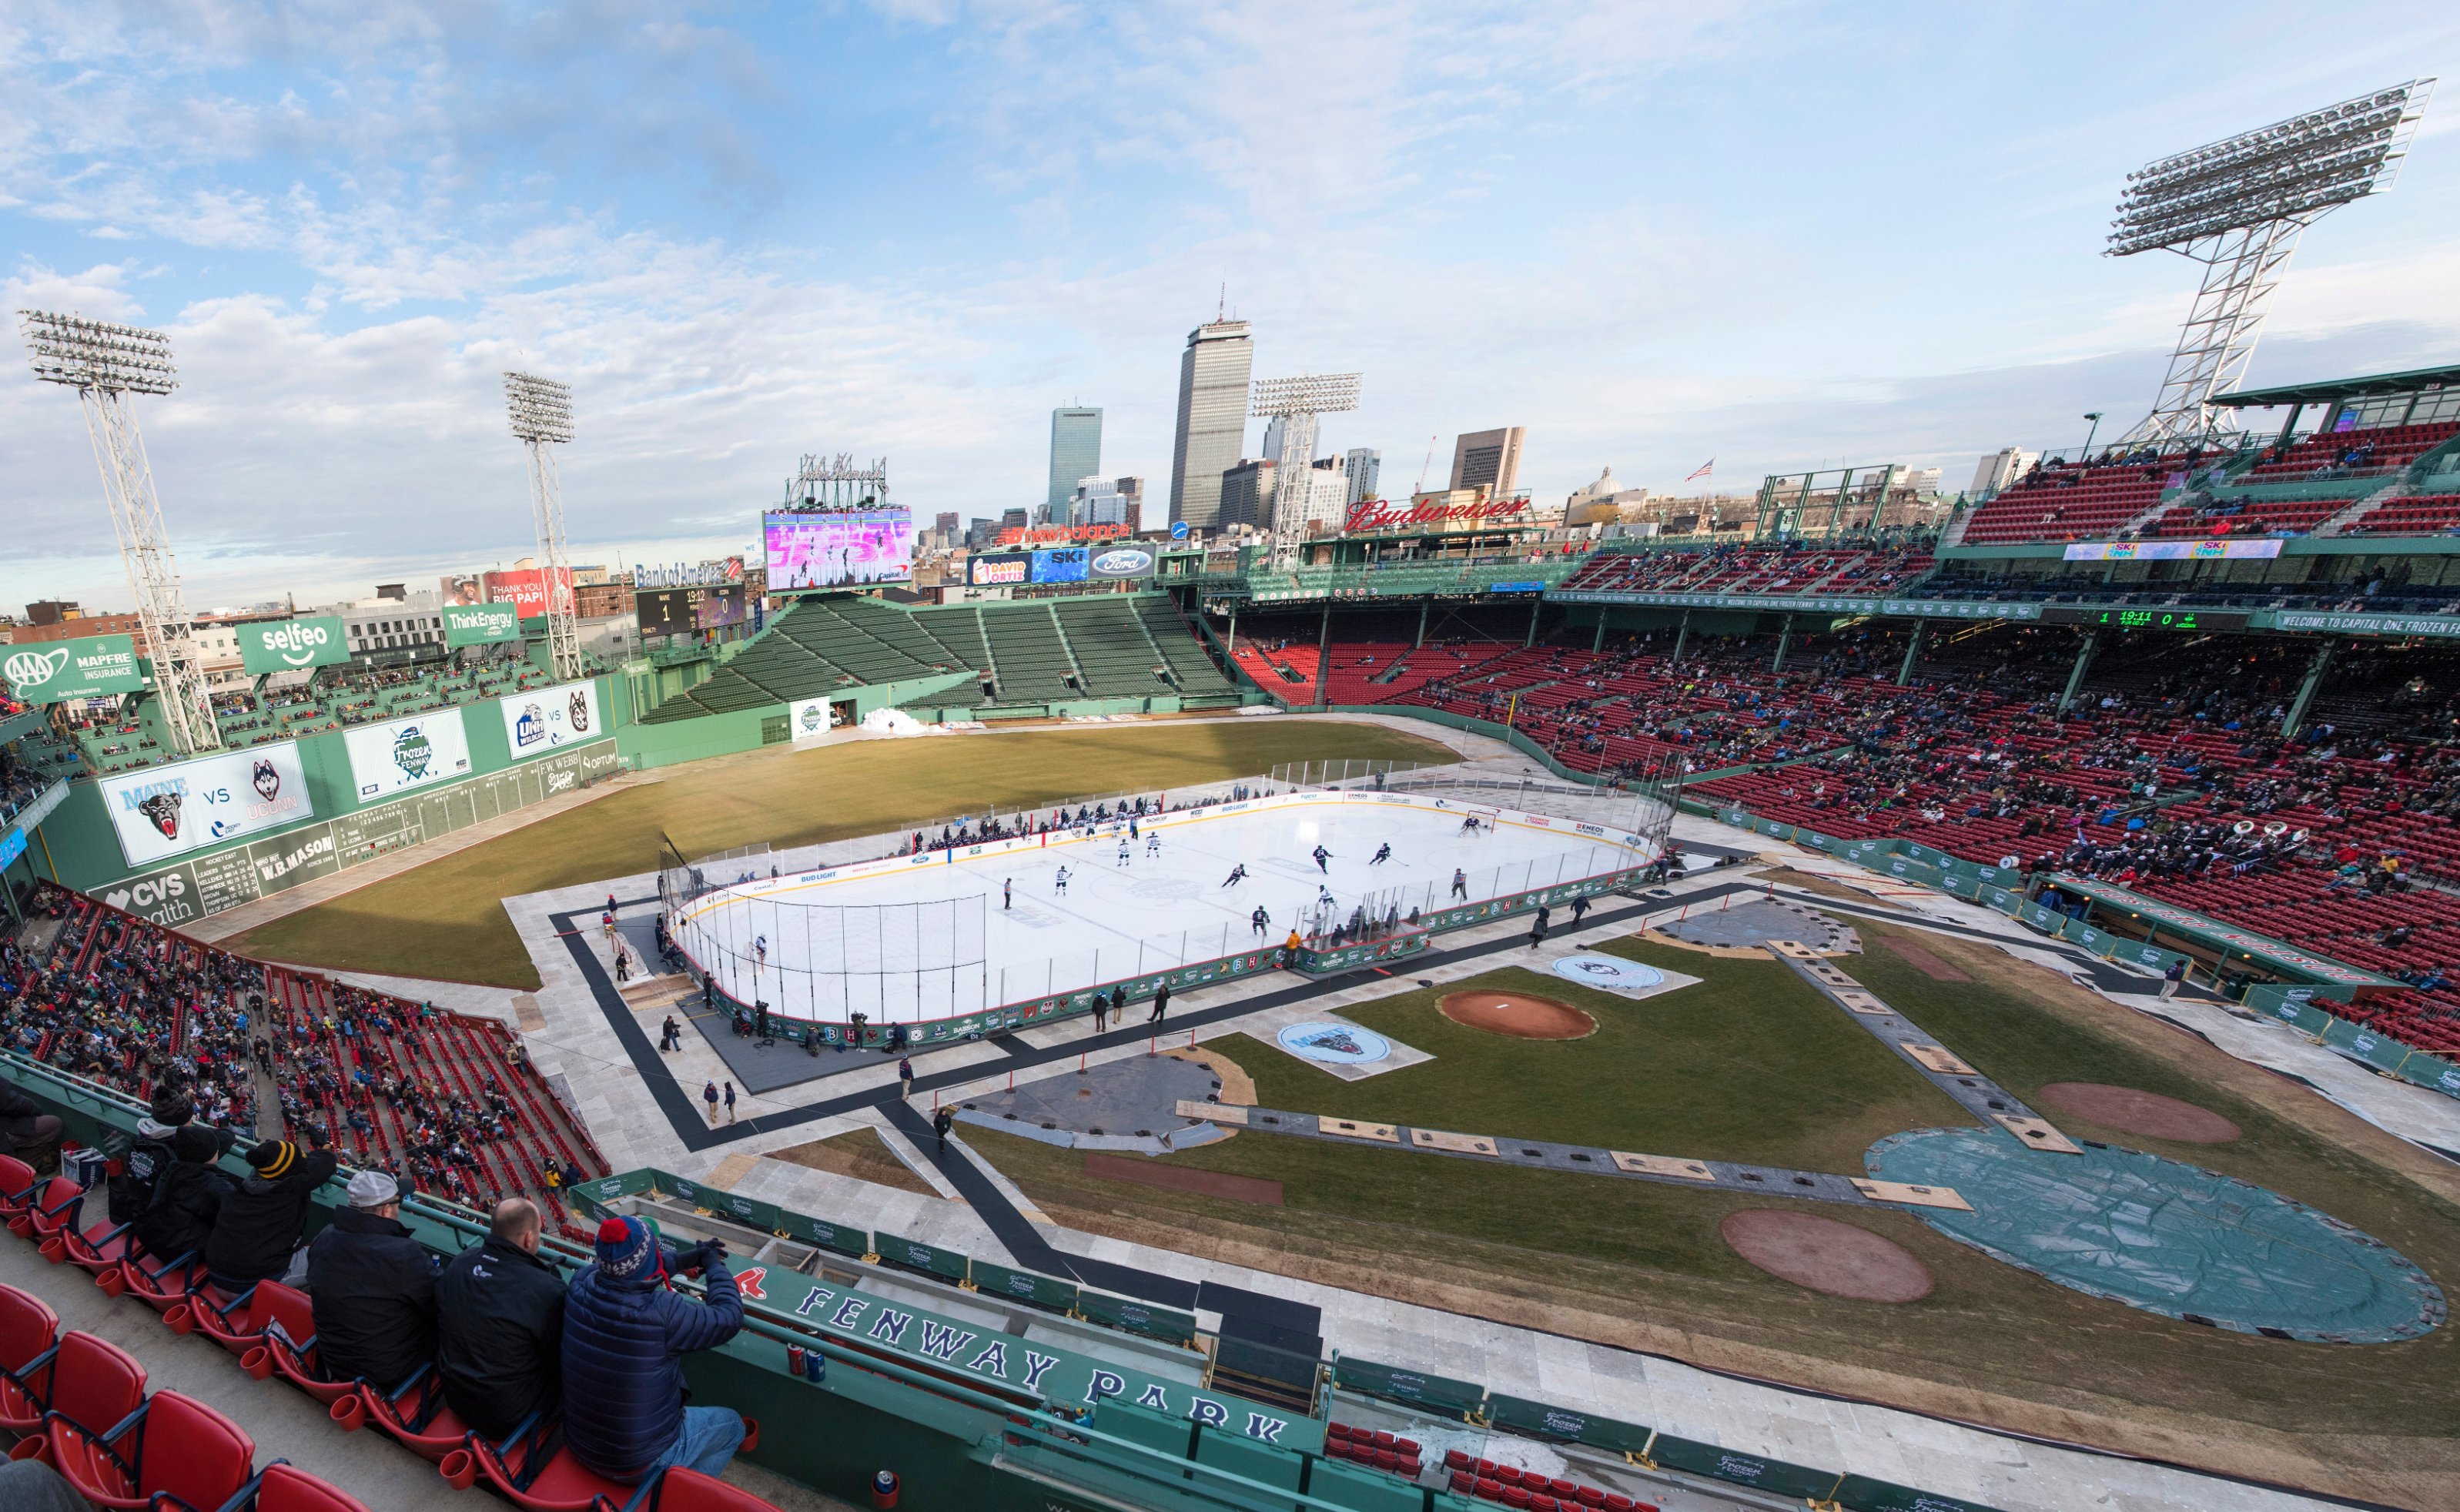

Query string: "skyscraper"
[1170, 320, 1253, 530]
[1450, 427, 1526, 500]
[1342, 448, 1381, 507]
[1048, 407, 1103, 522]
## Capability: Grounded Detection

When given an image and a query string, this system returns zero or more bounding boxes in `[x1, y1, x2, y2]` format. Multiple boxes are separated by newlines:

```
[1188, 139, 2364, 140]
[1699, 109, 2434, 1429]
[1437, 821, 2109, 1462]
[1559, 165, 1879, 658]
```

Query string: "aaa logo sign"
[0, 634, 146, 701]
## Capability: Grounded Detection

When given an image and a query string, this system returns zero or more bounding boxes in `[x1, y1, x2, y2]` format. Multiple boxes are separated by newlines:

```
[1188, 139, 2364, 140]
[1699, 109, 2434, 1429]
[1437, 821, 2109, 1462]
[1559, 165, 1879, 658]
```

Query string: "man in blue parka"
[562, 1215, 746, 1492]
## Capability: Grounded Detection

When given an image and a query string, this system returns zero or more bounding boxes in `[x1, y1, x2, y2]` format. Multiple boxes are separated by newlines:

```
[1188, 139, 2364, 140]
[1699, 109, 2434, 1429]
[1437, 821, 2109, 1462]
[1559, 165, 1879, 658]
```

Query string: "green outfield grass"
[223, 718, 1450, 988]
[969, 924, 2460, 1497]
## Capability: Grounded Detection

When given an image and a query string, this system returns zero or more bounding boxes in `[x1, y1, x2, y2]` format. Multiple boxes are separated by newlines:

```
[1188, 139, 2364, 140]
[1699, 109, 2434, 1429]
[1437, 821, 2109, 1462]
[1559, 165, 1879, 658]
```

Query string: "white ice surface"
[675, 793, 1648, 1022]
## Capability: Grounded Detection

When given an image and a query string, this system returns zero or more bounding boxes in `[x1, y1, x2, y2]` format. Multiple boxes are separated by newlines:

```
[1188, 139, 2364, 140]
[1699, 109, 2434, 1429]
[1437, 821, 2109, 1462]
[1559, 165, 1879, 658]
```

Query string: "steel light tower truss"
[504, 371, 584, 681]
[1250, 373, 1362, 541]
[17, 311, 222, 755]
[2110, 79, 2434, 447]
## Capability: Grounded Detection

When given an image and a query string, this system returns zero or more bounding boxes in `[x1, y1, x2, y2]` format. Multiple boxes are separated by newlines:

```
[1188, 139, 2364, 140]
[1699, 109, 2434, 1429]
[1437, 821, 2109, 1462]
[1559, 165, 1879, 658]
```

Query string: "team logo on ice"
[1549, 955, 1664, 992]
[1274, 1022, 1390, 1065]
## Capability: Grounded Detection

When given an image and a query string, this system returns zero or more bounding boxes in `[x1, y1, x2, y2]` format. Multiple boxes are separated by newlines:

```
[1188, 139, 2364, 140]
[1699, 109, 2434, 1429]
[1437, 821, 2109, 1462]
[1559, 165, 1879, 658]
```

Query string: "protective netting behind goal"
[670, 885, 990, 1022]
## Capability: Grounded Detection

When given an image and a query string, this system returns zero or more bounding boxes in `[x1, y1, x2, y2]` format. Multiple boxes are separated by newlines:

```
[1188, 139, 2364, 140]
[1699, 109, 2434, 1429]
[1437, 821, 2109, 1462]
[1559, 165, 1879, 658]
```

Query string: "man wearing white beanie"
[305, 1169, 439, 1390]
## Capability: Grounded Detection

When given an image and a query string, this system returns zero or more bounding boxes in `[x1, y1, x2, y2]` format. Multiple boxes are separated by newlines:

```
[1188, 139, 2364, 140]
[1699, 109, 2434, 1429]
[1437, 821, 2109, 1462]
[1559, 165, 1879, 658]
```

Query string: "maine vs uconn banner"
[99, 743, 315, 868]
[498, 679, 602, 760]
[343, 708, 474, 800]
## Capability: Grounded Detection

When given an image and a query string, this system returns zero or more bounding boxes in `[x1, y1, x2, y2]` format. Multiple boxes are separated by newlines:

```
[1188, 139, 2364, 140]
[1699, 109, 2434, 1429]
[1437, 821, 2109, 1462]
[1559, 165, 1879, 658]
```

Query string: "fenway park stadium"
[6, 80, 2460, 1512]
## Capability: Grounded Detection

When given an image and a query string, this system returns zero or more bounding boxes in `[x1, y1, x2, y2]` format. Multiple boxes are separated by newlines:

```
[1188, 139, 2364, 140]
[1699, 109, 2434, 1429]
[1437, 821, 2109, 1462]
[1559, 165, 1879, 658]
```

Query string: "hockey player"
[1146, 833, 1162, 857]
[1221, 864, 1248, 888]
[1055, 866, 1071, 895]
[1116, 838, 1132, 867]
[1311, 844, 1333, 874]
[1370, 843, 1392, 865]
[1450, 868, 1468, 900]
[1250, 905, 1271, 938]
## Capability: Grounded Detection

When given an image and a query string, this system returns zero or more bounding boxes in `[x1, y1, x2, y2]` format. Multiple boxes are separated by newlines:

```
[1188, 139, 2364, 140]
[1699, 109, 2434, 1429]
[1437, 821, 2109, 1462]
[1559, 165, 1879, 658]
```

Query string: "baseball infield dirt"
[2034, 1082, 2241, 1143]
[1720, 1209, 1935, 1302]
[1437, 991, 1596, 1040]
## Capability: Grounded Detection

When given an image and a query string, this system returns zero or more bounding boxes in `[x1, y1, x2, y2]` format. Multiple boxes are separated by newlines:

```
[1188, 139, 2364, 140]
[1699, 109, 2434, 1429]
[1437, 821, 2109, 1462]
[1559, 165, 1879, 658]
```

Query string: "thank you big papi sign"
[238, 616, 350, 674]
[99, 742, 315, 867]
[2, 634, 147, 701]
[499, 678, 601, 759]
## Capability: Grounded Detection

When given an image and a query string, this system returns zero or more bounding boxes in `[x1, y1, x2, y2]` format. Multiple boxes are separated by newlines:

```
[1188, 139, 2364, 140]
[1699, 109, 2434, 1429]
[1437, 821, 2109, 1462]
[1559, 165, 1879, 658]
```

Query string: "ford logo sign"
[1092, 549, 1153, 576]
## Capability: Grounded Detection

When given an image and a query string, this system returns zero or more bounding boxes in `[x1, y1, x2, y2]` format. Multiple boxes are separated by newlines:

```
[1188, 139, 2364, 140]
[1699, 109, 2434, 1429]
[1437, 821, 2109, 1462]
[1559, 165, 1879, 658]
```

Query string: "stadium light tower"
[16, 311, 222, 756]
[504, 371, 584, 681]
[1250, 373, 1361, 547]
[2109, 79, 2435, 446]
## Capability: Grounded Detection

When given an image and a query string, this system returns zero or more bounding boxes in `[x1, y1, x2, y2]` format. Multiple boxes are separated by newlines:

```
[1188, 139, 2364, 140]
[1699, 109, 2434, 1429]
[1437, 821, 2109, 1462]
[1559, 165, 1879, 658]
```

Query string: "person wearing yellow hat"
[203, 1131, 338, 1293]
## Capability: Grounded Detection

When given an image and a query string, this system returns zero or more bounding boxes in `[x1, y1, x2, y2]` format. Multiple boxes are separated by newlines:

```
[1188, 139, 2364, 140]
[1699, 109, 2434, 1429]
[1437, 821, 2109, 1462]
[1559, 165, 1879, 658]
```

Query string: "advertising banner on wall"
[1031, 547, 1089, 584]
[99, 742, 315, 868]
[966, 553, 1031, 587]
[2, 634, 147, 701]
[763, 510, 913, 591]
[442, 602, 523, 646]
[94, 739, 618, 930]
[788, 697, 842, 740]
[238, 617, 351, 674]
[481, 567, 576, 617]
[500, 678, 602, 759]
[1086, 544, 1157, 580]
[343, 708, 474, 801]
[2060, 539, 2284, 561]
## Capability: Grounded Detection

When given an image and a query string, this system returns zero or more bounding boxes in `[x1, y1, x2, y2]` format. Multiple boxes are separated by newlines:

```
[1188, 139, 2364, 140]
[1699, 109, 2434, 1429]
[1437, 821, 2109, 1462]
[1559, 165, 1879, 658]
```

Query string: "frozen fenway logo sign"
[1344, 496, 1530, 533]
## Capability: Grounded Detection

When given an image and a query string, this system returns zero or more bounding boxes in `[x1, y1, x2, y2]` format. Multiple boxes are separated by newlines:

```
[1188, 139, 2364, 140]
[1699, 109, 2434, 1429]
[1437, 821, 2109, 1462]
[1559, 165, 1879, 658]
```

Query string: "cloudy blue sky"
[5, 2, 2459, 612]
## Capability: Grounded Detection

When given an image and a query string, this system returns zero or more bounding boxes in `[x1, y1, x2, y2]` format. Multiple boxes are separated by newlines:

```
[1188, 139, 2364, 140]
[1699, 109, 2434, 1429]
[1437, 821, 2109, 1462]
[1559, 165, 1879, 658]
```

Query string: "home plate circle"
[1550, 955, 1665, 993]
[1276, 1022, 1391, 1065]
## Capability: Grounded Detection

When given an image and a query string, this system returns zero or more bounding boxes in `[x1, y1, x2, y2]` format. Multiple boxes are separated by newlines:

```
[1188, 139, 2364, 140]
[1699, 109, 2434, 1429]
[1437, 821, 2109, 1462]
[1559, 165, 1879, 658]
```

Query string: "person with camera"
[562, 1216, 748, 1492]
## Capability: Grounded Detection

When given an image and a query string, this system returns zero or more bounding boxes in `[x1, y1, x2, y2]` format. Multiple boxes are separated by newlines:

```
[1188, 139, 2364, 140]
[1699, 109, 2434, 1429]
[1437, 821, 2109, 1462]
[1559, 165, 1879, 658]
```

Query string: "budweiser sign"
[1344, 496, 1531, 533]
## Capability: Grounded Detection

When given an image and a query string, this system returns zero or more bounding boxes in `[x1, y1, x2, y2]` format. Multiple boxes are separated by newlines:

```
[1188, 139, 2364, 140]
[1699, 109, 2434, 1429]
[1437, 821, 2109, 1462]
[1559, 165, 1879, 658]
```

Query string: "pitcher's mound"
[2035, 1082, 2240, 1143]
[1722, 1210, 1933, 1302]
[1438, 991, 1595, 1040]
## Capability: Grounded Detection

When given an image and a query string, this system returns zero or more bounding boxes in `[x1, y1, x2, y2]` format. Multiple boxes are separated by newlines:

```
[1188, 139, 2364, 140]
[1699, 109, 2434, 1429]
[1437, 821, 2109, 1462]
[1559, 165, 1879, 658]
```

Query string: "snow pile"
[861, 707, 942, 737]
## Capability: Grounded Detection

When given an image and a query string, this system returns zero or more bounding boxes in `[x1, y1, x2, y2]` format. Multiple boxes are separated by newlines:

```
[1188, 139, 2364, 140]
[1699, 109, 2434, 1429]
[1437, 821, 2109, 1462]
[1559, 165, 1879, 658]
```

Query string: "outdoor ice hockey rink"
[664, 788, 1658, 1025]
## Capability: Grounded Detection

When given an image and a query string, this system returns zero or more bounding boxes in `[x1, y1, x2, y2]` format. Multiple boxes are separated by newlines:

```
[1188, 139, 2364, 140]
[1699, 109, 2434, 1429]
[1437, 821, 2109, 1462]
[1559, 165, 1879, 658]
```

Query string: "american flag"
[1685, 459, 1713, 481]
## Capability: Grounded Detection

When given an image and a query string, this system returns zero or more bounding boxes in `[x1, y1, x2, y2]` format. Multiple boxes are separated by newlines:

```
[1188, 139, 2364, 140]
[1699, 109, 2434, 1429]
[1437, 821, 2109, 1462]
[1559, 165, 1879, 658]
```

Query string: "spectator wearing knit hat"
[202, 1131, 338, 1293]
[130, 1124, 229, 1269]
[561, 1214, 746, 1491]
[306, 1169, 439, 1390]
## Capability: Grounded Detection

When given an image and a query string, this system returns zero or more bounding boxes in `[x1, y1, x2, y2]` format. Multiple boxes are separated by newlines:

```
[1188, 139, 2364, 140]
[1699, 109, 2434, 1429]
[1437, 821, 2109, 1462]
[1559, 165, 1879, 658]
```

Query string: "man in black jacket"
[204, 1135, 339, 1293]
[0, 1079, 61, 1164]
[305, 1170, 437, 1390]
[132, 1125, 229, 1266]
[436, 1197, 566, 1438]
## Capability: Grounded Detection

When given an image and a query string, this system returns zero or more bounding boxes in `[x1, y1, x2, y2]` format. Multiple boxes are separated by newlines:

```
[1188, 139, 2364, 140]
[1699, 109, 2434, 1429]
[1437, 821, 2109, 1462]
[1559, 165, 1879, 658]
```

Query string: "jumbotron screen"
[762, 509, 913, 593]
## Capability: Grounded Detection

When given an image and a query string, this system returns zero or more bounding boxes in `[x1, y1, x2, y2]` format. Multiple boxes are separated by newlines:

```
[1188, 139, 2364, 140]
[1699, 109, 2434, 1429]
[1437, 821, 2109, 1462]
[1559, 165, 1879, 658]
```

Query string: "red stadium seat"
[220, 1461, 375, 1512]
[635, 1467, 788, 1511]
[7, 1329, 146, 1462]
[0, 1283, 62, 1433]
[47, 1387, 256, 1512]
[440, 1411, 637, 1510]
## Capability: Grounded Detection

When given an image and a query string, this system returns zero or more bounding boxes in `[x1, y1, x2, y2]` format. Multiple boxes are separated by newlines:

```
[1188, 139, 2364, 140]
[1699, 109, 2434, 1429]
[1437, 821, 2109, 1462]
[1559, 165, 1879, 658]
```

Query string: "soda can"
[807, 1349, 826, 1383]
[787, 1344, 805, 1375]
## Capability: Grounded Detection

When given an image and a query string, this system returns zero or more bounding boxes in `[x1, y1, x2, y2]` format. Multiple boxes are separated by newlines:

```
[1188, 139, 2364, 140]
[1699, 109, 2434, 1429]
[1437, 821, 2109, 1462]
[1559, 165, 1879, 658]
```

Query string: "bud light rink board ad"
[499, 679, 602, 760]
[99, 743, 316, 868]
[343, 708, 475, 800]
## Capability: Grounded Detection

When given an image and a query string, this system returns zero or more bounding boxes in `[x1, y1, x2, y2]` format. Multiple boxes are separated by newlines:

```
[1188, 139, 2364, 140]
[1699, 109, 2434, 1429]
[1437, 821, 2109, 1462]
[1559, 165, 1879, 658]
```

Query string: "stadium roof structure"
[2208, 360, 2460, 409]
